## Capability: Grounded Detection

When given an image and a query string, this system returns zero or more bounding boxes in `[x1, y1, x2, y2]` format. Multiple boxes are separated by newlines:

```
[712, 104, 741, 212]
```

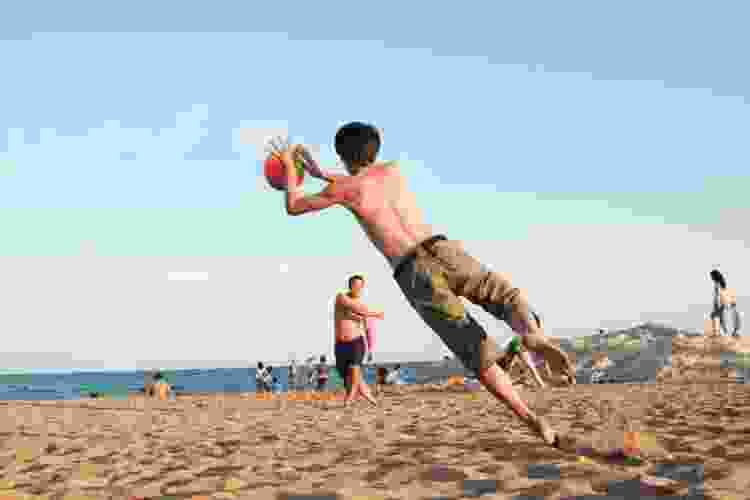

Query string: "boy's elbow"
[286, 204, 302, 216]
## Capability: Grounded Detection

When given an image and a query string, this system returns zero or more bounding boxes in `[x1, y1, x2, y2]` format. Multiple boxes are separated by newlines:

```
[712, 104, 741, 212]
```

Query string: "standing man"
[316, 355, 330, 391]
[288, 359, 297, 392]
[305, 356, 316, 389]
[256, 362, 272, 393]
[334, 275, 380, 406]
[272, 123, 576, 446]
[385, 364, 404, 385]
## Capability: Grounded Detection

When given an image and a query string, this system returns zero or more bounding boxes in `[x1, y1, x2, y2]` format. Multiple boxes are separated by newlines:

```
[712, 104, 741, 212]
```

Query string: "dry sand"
[0, 336, 749, 499]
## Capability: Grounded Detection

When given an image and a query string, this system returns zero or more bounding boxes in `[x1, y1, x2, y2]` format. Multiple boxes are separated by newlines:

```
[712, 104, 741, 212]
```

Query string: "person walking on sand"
[333, 275, 379, 407]
[497, 314, 575, 387]
[271, 123, 577, 446]
[710, 269, 742, 338]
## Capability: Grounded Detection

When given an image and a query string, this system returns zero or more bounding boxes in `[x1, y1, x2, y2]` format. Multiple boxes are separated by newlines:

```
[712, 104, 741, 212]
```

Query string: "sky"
[0, 1, 748, 372]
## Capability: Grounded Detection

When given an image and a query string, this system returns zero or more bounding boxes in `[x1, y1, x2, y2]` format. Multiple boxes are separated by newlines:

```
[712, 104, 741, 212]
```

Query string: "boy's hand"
[267, 137, 331, 182]
[267, 137, 300, 163]
[277, 144, 304, 167]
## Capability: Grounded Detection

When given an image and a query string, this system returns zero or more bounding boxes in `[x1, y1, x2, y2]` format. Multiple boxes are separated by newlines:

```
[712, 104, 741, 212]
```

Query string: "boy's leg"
[479, 364, 557, 445]
[429, 240, 575, 384]
[394, 259, 559, 446]
[420, 307, 556, 443]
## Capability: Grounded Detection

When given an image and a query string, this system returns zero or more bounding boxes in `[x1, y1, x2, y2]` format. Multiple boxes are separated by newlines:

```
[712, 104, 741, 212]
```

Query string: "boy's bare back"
[328, 162, 434, 265]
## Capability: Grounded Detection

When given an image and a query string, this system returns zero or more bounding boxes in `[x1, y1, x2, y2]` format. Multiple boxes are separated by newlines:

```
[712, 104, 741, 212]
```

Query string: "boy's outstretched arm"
[297, 147, 337, 183]
[285, 184, 338, 216]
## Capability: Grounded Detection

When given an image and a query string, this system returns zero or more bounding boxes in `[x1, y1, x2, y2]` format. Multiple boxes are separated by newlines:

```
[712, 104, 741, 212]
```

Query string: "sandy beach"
[1, 335, 749, 500]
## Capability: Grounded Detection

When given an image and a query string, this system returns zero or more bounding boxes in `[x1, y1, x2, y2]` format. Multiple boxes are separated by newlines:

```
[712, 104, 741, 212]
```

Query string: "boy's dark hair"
[335, 122, 381, 166]
[257, 362, 264, 369]
[153, 371, 163, 380]
[394, 364, 401, 370]
[710, 269, 727, 289]
[348, 274, 365, 289]
[320, 355, 326, 362]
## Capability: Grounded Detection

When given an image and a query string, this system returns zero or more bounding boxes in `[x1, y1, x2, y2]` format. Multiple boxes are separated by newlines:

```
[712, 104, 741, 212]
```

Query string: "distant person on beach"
[256, 362, 272, 392]
[271, 376, 282, 394]
[710, 269, 741, 338]
[298, 357, 313, 390]
[333, 274, 379, 406]
[306, 359, 316, 389]
[288, 360, 297, 391]
[385, 364, 404, 385]
[375, 366, 388, 395]
[150, 371, 171, 400]
[316, 355, 329, 391]
[275, 123, 578, 445]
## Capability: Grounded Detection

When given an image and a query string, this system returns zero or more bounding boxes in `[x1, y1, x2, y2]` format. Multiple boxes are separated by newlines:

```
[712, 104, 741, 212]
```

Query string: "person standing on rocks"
[710, 269, 742, 338]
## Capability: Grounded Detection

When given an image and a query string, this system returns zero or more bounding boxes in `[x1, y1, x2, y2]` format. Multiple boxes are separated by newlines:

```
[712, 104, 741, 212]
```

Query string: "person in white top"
[710, 269, 741, 338]
[385, 364, 403, 385]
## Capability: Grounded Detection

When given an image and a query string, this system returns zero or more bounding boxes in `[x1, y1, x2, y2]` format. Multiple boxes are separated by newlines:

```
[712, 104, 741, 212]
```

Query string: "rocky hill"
[509, 322, 749, 386]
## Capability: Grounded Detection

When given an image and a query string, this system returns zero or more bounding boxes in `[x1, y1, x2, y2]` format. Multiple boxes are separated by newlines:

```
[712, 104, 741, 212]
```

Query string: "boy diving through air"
[271, 123, 576, 447]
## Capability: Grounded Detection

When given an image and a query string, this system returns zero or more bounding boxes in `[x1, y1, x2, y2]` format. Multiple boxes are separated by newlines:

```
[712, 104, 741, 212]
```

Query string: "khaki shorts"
[393, 235, 543, 376]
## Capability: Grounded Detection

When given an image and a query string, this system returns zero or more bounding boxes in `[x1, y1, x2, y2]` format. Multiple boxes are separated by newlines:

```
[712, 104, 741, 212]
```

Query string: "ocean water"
[0, 365, 422, 401]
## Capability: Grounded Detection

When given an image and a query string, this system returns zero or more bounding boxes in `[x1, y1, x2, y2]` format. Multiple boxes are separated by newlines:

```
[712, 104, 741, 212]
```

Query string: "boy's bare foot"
[540, 346, 576, 385]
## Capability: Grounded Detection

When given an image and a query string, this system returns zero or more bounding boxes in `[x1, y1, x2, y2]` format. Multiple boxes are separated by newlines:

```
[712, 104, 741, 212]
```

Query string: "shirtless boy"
[275, 122, 576, 446]
[334, 274, 380, 406]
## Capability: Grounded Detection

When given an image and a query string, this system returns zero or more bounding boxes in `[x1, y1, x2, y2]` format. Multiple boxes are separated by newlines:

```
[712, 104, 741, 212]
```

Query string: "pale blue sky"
[0, 2, 748, 372]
